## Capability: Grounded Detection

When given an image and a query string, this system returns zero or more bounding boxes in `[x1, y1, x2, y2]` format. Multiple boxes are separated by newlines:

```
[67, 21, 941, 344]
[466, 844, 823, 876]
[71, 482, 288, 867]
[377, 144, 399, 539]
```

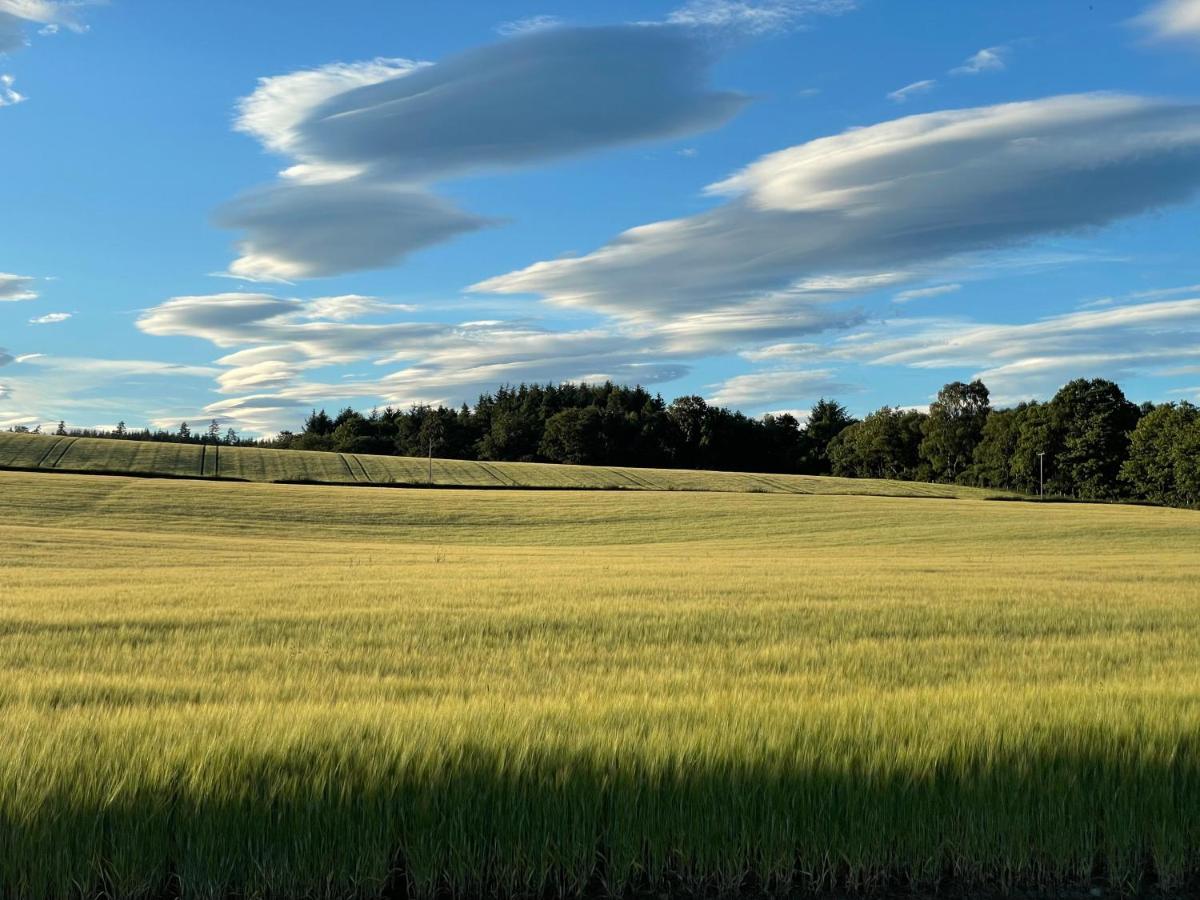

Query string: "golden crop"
[1, 469, 1198, 898]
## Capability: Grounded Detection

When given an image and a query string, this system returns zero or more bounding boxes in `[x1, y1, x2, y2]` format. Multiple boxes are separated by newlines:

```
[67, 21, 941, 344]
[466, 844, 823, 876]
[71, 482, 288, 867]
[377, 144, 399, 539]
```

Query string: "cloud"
[221, 24, 749, 279]
[495, 15, 563, 36]
[707, 368, 854, 407]
[666, 0, 855, 35]
[950, 46, 1006, 75]
[476, 94, 1200, 323]
[0, 272, 37, 300]
[825, 297, 1200, 402]
[285, 26, 747, 184]
[893, 283, 962, 304]
[28, 311, 70, 324]
[887, 79, 936, 103]
[215, 182, 491, 281]
[0, 0, 93, 54]
[0, 72, 22, 105]
[1136, 0, 1200, 43]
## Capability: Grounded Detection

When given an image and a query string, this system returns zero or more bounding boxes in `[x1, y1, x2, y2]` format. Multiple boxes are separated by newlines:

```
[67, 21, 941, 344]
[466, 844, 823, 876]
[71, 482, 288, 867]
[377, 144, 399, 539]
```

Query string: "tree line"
[11, 377, 1197, 508]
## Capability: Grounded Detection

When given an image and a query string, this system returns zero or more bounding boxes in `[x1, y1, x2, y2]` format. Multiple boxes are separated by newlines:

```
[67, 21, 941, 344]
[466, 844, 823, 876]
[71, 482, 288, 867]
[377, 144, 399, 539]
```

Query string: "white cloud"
[495, 15, 563, 36]
[0, 72, 23, 105]
[477, 94, 1200, 323]
[0, 0, 94, 54]
[28, 311, 70, 324]
[234, 57, 425, 171]
[1136, 0, 1200, 43]
[0, 272, 37, 300]
[666, 0, 854, 35]
[887, 79, 936, 103]
[708, 368, 853, 407]
[893, 283, 962, 304]
[950, 46, 1006, 75]
[825, 297, 1200, 402]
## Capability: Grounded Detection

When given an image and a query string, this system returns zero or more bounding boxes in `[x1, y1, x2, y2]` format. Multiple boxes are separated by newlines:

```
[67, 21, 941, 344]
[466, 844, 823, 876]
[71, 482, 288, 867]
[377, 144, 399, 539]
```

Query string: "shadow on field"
[7, 742, 1199, 900]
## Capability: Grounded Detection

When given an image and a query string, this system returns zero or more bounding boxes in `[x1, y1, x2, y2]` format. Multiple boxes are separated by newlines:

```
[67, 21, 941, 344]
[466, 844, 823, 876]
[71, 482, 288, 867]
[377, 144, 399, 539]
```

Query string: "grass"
[0, 430, 998, 499]
[1, 469, 1199, 898]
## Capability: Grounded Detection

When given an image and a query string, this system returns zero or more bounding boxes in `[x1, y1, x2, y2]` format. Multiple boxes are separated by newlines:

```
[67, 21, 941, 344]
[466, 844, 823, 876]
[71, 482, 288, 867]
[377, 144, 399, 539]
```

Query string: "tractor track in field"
[338, 453, 361, 482]
[213, 442, 221, 479]
[47, 437, 77, 468]
[34, 437, 64, 468]
[614, 468, 659, 490]
[348, 454, 372, 482]
[476, 461, 519, 487]
[198, 444, 207, 477]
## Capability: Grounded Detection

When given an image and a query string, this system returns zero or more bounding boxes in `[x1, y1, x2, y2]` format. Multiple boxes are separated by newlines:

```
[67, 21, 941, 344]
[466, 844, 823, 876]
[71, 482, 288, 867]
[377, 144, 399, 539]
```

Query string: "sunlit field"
[0, 430, 993, 498]
[2, 469, 1199, 898]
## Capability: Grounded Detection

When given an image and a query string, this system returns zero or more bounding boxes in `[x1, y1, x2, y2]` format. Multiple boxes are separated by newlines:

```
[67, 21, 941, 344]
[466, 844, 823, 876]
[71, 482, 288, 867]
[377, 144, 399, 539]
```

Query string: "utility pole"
[1038, 451, 1045, 499]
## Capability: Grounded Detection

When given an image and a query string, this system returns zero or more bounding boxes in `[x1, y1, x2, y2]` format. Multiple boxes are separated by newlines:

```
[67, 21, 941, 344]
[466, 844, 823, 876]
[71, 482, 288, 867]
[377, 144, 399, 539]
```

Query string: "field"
[2, 468, 1199, 898]
[0, 430, 995, 498]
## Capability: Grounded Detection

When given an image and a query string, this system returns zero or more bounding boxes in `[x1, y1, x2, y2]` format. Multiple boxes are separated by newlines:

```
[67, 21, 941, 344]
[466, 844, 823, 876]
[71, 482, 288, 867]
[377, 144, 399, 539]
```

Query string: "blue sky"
[2, 0, 1200, 434]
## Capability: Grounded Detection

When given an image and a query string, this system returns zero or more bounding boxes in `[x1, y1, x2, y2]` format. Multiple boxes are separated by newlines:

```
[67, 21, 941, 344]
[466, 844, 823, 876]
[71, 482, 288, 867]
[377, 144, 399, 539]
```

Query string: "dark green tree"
[539, 406, 603, 465]
[801, 398, 855, 474]
[1049, 379, 1140, 499]
[920, 380, 991, 482]
[1121, 402, 1198, 505]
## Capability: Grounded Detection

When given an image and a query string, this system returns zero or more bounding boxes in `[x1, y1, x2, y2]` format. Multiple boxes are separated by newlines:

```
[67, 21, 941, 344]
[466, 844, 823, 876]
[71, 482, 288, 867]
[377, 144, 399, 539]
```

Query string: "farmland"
[1, 467, 1199, 897]
[0, 430, 994, 498]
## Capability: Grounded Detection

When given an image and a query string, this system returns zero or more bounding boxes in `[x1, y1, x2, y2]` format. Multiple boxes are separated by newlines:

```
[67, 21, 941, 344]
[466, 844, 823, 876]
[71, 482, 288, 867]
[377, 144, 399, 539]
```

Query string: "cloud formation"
[215, 182, 490, 280]
[1136, 0, 1200, 43]
[476, 94, 1200, 324]
[0, 0, 90, 53]
[823, 297, 1200, 402]
[950, 46, 1006, 75]
[887, 79, 936, 102]
[666, 0, 855, 35]
[0, 272, 37, 300]
[708, 368, 853, 406]
[29, 311, 70, 324]
[222, 24, 748, 280]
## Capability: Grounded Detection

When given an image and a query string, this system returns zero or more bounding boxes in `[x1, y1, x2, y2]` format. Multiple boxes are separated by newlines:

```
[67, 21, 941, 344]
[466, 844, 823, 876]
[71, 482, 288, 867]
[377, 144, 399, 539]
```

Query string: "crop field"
[1, 469, 1199, 898]
[0, 430, 993, 499]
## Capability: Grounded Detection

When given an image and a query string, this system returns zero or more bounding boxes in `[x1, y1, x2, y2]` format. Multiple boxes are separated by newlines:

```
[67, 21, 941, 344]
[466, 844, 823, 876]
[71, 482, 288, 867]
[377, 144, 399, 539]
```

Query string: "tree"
[208, 419, 221, 442]
[1049, 379, 1140, 500]
[667, 395, 709, 468]
[224, 427, 239, 445]
[920, 380, 991, 482]
[964, 405, 1024, 489]
[539, 406, 603, 465]
[115, 421, 127, 436]
[801, 399, 854, 474]
[178, 422, 190, 440]
[829, 407, 928, 480]
[1121, 402, 1198, 505]
[55, 421, 67, 436]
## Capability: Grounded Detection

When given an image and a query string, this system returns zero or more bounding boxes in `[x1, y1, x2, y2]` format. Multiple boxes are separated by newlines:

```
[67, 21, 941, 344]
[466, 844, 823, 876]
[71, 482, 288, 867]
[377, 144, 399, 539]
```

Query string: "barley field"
[0, 430, 993, 498]
[1, 469, 1198, 898]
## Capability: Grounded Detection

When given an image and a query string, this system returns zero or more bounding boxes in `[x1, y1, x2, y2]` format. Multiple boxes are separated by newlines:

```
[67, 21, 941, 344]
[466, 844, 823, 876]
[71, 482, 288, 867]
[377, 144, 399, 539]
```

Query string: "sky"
[2, 0, 1200, 434]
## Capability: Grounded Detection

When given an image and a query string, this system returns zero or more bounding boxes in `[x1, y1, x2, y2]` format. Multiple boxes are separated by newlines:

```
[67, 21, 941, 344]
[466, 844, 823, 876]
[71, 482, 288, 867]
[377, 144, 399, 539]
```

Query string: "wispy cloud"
[495, 14, 563, 36]
[950, 46, 1007, 75]
[708, 368, 854, 407]
[0, 272, 37, 301]
[887, 79, 936, 103]
[0, 72, 22, 105]
[666, 0, 855, 35]
[0, 0, 97, 56]
[893, 283, 962, 304]
[28, 311, 70, 324]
